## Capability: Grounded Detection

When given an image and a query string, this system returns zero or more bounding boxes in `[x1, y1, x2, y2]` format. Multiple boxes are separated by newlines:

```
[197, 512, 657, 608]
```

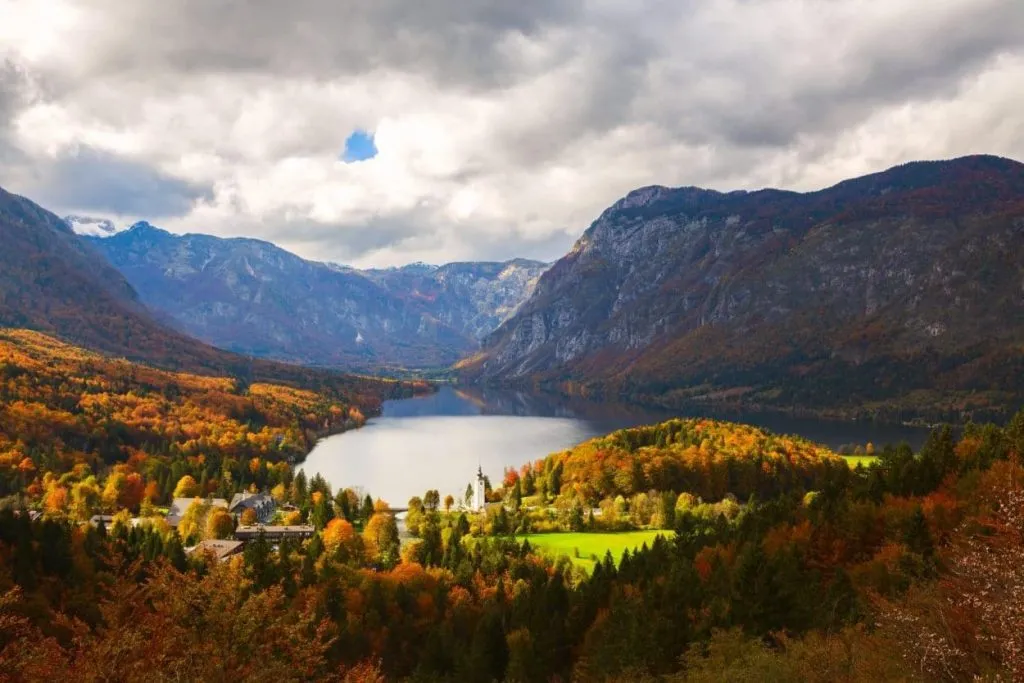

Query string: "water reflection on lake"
[297, 385, 929, 506]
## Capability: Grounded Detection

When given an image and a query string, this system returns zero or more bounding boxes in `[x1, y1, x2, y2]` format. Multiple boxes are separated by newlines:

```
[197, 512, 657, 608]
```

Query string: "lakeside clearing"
[519, 530, 674, 572]
[842, 455, 879, 468]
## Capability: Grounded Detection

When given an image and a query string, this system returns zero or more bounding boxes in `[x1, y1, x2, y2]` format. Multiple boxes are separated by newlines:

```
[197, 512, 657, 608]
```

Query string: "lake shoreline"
[296, 386, 932, 506]
[461, 377, 1011, 428]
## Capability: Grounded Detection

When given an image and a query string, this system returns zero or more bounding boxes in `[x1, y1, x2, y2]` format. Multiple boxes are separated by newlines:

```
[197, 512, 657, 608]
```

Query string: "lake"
[297, 385, 930, 506]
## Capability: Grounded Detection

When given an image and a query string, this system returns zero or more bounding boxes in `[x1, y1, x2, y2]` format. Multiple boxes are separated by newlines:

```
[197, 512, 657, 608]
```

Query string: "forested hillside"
[2, 328, 1023, 679]
[0, 329, 420, 507]
[543, 419, 845, 504]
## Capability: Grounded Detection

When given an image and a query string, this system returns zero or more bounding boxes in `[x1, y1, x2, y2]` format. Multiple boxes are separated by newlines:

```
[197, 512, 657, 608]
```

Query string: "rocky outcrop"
[472, 155, 1024, 418]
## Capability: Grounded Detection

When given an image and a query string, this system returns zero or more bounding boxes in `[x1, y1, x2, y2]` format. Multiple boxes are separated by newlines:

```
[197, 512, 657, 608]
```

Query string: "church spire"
[473, 464, 484, 511]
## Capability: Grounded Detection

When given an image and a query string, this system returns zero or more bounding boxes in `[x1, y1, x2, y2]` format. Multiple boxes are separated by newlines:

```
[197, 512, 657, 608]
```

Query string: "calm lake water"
[297, 385, 930, 506]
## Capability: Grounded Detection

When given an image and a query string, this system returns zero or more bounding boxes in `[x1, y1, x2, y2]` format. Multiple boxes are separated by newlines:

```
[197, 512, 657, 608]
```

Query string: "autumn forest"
[0, 323, 1021, 681]
[2, 83, 1024, 681]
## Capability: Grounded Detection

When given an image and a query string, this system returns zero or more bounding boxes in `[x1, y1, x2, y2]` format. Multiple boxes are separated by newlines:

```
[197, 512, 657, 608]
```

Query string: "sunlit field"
[519, 530, 674, 572]
[842, 455, 879, 468]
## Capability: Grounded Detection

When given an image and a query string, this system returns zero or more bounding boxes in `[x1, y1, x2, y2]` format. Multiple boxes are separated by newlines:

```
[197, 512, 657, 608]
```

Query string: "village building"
[187, 539, 245, 563]
[228, 492, 275, 522]
[234, 524, 315, 543]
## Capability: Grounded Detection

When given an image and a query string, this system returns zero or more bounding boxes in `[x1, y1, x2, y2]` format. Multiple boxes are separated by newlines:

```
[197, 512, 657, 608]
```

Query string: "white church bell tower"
[473, 466, 485, 511]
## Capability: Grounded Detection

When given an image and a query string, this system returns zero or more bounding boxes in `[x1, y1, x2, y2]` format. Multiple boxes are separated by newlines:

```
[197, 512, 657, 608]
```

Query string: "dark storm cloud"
[2, 0, 1023, 265]
[23, 146, 213, 218]
[640, 0, 1024, 150]
[0, 61, 32, 160]
[254, 211, 435, 262]
[72, 0, 585, 89]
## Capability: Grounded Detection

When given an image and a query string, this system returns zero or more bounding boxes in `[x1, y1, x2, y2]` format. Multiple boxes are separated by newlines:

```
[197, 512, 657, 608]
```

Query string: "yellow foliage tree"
[111, 509, 134, 534]
[239, 508, 258, 526]
[363, 512, 400, 567]
[70, 477, 102, 521]
[400, 540, 423, 565]
[323, 518, 355, 552]
[178, 499, 209, 542]
[173, 475, 199, 498]
[102, 472, 126, 511]
[271, 483, 287, 504]
[205, 509, 235, 540]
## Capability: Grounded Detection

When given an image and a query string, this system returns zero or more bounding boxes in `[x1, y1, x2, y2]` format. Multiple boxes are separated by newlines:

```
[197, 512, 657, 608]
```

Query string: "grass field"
[842, 455, 879, 468]
[518, 530, 674, 572]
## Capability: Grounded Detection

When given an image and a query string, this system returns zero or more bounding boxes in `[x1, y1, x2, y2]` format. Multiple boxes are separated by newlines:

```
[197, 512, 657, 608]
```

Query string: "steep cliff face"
[88, 225, 547, 369]
[473, 155, 1024, 417]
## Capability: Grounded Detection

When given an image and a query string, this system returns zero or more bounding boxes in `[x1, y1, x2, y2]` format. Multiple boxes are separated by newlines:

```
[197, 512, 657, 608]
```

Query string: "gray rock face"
[474, 155, 1024, 414]
[364, 260, 548, 341]
[87, 224, 547, 369]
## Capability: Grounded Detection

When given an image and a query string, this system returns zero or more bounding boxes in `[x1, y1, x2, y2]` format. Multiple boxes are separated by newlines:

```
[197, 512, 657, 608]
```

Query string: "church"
[473, 465, 485, 511]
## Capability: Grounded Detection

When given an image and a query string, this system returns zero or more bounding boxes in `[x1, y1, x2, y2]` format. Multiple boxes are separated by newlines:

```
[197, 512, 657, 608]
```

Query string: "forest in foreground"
[0, 329, 1022, 681]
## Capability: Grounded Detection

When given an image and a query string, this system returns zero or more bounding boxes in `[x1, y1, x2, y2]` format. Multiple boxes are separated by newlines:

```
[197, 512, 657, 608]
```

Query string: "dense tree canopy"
[1, 329, 1023, 680]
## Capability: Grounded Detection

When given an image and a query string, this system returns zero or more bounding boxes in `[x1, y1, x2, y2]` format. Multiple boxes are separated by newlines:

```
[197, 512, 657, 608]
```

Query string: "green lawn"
[842, 455, 879, 468]
[518, 530, 674, 572]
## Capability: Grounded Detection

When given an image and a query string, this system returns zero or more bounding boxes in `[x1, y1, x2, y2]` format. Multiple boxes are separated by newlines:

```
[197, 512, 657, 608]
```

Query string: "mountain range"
[0, 185, 413, 403]
[467, 155, 1024, 421]
[4, 154, 1024, 420]
[79, 223, 547, 370]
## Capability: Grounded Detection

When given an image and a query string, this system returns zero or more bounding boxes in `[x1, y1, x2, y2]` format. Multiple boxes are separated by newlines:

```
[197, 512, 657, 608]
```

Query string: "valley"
[4, 3, 1024, 679]
[57, 154, 1024, 425]
[297, 384, 929, 508]
[1, 156, 1024, 681]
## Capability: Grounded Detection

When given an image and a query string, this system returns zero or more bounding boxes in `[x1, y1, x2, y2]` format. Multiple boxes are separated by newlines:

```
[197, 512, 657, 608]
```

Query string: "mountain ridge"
[469, 154, 1024, 421]
[84, 222, 548, 370]
[0, 185, 415, 405]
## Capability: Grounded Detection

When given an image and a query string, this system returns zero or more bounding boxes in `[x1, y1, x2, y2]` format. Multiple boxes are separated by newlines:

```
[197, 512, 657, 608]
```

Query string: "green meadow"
[519, 530, 674, 572]
[842, 454, 879, 468]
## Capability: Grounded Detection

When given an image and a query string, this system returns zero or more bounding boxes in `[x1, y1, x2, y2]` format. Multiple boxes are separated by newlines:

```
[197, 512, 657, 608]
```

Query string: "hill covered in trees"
[544, 418, 847, 504]
[2, 332, 1023, 680]
[0, 329, 419, 509]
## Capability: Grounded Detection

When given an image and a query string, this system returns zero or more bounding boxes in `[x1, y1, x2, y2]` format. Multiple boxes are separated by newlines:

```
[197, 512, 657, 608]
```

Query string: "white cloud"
[1, 0, 1022, 266]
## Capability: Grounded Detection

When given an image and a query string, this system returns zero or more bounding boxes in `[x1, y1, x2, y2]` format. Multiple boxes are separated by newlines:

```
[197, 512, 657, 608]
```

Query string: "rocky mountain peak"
[609, 185, 675, 211]
[469, 154, 1024, 418]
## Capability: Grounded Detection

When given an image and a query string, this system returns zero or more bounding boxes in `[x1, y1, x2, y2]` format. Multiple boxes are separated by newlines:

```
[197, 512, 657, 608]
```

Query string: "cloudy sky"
[1, 0, 1023, 267]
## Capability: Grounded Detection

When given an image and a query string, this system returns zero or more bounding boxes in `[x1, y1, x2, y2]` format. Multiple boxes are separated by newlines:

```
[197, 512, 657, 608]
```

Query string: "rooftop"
[187, 539, 245, 561]
[234, 524, 315, 539]
[229, 492, 274, 513]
